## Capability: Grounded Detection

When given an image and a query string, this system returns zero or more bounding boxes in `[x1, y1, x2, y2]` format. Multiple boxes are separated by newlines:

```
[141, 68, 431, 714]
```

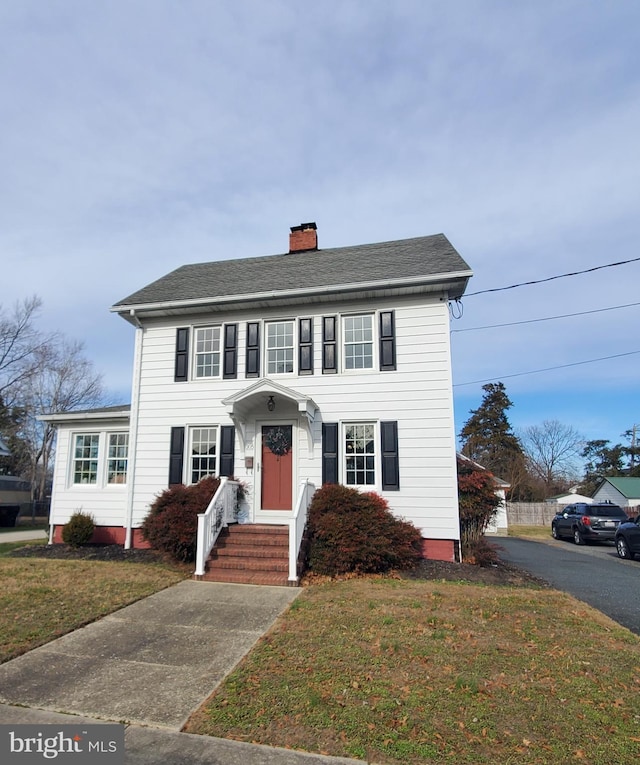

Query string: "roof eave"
[111, 269, 473, 323]
[38, 409, 131, 424]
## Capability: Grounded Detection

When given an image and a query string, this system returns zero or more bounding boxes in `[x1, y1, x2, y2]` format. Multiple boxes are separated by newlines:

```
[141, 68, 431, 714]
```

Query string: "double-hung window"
[72, 432, 129, 486]
[73, 434, 100, 484]
[266, 321, 294, 374]
[107, 433, 129, 484]
[344, 423, 376, 486]
[343, 314, 374, 370]
[190, 427, 218, 483]
[194, 326, 221, 378]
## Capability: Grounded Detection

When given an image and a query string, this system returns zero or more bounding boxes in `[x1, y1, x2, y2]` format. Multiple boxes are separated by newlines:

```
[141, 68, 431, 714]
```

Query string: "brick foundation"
[421, 538, 458, 563]
[51, 525, 151, 549]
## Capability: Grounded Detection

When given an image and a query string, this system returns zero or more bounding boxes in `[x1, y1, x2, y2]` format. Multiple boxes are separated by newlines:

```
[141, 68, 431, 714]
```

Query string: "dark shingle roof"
[112, 233, 471, 310]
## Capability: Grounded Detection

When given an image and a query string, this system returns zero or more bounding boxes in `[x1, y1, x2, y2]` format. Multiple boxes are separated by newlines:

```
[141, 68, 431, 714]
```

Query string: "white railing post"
[288, 479, 315, 583]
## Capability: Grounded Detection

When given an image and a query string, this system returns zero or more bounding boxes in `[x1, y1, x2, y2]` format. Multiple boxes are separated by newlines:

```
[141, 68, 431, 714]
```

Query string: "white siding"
[126, 294, 460, 539]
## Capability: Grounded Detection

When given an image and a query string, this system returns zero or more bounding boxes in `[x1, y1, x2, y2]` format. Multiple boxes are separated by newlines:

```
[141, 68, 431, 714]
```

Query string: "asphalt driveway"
[496, 536, 640, 635]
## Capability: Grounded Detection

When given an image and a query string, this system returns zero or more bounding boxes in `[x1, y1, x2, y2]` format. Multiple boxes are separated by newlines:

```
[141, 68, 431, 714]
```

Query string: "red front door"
[261, 425, 293, 511]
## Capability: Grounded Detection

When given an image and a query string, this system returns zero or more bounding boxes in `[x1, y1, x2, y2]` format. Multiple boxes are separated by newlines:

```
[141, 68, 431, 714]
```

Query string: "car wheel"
[616, 537, 635, 560]
[551, 523, 560, 540]
[573, 528, 585, 545]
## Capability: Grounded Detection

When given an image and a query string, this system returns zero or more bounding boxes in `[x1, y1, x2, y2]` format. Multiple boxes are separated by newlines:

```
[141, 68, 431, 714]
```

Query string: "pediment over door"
[221, 379, 318, 455]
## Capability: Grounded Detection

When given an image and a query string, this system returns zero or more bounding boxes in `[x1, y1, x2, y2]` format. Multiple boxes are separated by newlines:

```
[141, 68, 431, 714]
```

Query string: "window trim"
[265, 319, 296, 376]
[107, 432, 129, 485]
[70, 431, 129, 488]
[188, 425, 220, 485]
[192, 324, 223, 380]
[341, 313, 376, 373]
[342, 421, 378, 489]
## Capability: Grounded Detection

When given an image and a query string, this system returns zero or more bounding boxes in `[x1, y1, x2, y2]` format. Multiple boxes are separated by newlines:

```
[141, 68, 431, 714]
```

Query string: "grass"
[0, 542, 188, 662]
[508, 524, 552, 539]
[185, 578, 640, 765]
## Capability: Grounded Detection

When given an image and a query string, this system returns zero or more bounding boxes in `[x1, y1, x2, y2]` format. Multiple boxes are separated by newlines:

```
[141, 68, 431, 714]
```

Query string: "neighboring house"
[592, 477, 640, 509]
[456, 453, 510, 535]
[0, 435, 10, 458]
[43, 223, 472, 573]
[545, 492, 593, 505]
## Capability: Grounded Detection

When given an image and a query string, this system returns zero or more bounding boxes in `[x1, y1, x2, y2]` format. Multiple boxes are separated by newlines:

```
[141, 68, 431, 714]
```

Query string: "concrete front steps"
[199, 524, 293, 586]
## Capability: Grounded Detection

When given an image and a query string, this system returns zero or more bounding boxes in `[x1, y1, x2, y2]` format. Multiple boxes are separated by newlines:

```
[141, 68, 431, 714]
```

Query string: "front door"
[261, 425, 293, 511]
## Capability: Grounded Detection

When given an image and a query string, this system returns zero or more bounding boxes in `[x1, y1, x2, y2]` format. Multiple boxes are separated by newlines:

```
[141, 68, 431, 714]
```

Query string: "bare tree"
[519, 420, 583, 494]
[0, 296, 55, 399]
[18, 339, 105, 500]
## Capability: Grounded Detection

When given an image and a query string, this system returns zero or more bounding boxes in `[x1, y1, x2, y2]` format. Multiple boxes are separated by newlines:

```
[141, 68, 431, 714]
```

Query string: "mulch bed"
[10, 543, 548, 587]
[10, 543, 167, 564]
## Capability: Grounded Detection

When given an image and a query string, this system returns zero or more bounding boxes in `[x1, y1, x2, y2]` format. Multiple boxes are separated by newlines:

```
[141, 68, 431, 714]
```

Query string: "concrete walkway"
[0, 579, 364, 764]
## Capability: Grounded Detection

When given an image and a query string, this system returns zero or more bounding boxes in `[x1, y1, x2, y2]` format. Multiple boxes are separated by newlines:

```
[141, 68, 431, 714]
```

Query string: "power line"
[453, 350, 640, 388]
[451, 301, 640, 333]
[464, 256, 640, 297]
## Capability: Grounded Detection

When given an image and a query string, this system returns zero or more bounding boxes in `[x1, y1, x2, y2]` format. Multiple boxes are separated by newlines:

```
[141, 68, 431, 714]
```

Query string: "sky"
[1, 0, 639, 454]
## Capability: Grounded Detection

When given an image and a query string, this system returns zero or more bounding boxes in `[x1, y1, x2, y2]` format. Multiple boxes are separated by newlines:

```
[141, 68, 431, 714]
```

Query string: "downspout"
[124, 309, 144, 549]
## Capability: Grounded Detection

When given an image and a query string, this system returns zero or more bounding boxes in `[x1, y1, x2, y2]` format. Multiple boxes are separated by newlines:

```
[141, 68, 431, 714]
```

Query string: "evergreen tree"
[459, 382, 528, 496]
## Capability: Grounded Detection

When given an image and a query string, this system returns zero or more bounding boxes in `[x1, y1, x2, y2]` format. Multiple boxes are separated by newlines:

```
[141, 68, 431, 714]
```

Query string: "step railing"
[194, 477, 239, 577]
[288, 479, 316, 583]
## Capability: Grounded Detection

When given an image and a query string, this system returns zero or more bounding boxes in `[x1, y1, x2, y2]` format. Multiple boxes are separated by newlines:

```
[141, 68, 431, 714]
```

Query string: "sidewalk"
[0, 579, 364, 763]
[0, 528, 47, 542]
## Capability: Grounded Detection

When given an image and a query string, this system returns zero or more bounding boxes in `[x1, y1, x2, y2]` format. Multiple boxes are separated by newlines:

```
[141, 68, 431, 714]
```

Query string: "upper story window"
[190, 427, 218, 483]
[73, 434, 100, 484]
[107, 433, 129, 484]
[343, 314, 374, 370]
[194, 326, 221, 378]
[344, 423, 376, 487]
[266, 321, 294, 374]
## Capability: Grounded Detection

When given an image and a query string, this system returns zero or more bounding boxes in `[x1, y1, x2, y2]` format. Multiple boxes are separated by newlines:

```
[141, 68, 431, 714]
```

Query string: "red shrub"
[141, 476, 220, 562]
[304, 484, 423, 576]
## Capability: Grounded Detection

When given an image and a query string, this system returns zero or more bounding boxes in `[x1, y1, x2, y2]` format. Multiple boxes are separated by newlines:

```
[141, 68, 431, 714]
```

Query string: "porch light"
[267, 395, 276, 412]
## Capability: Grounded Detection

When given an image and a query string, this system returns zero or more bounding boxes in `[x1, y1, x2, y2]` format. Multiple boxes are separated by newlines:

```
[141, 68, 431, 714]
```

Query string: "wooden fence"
[505, 502, 560, 526]
[506, 501, 640, 526]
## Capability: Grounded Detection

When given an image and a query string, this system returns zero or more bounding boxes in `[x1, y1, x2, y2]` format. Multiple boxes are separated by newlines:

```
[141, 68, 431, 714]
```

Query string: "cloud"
[0, 0, 638, 444]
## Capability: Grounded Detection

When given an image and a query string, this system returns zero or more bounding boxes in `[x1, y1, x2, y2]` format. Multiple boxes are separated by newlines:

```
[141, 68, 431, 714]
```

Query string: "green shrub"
[142, 476, 220, 562]
[304, 484, 423, 576]
[62, 511, 95, 547]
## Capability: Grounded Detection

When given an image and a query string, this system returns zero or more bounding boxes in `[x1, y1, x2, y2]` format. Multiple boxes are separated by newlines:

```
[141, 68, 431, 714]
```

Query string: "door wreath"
[264, 426, 292, 457]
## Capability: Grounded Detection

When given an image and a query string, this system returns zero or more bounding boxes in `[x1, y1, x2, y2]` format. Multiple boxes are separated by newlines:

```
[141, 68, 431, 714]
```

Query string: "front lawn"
[186, 578, 640, 765]
[0, 542, 188, 662]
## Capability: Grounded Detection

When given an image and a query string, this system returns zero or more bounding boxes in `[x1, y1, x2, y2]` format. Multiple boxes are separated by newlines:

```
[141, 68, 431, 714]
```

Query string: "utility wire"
[451, 301, 640, 333]
[453, 350, 640, 388]
[464, 256, 640, 297]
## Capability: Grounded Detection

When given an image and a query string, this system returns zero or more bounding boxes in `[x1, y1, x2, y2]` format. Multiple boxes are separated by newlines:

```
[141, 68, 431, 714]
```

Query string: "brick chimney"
[289, 222, 318, 253]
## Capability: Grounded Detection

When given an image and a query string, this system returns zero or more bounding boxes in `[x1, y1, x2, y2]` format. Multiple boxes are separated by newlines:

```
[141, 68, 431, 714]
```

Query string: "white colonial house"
[44, 223, 472, 583]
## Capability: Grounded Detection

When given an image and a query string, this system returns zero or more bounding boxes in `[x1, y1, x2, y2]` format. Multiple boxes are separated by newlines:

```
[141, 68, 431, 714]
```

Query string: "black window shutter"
[381, 421, 400, 490]
[223, 323, 238, 379]
[174, 328, 190, 382]
[322, 316, 337, 373]
[219, 426, 235, 476]
[379, 311, 396, 371]
[168, 427, 185, 485]
[322, 423, 339, 484]
[246, 322, 260, 378]
[299, 318, 314, 375]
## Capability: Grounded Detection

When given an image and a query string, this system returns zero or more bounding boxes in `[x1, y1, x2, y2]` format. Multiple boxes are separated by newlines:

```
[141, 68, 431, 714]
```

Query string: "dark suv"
[551, 502, 629, 545]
